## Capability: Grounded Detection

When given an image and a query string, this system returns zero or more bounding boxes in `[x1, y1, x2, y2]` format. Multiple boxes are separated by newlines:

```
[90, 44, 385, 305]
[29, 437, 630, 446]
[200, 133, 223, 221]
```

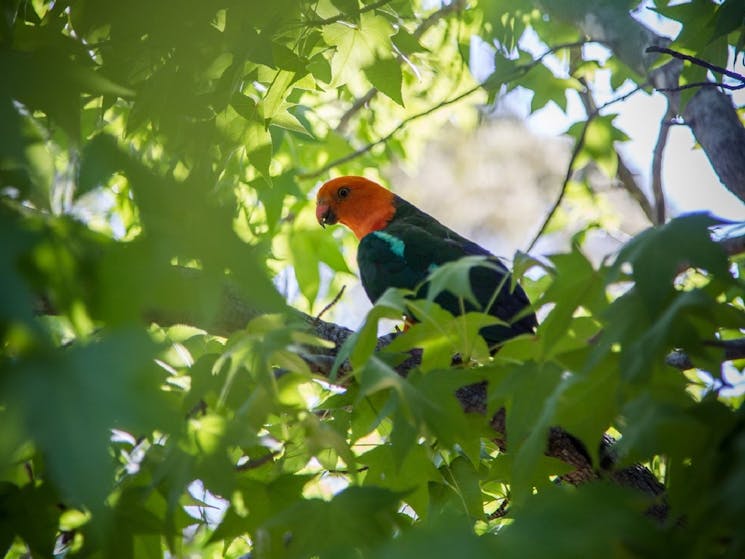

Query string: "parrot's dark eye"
[337, 187, 350, 199]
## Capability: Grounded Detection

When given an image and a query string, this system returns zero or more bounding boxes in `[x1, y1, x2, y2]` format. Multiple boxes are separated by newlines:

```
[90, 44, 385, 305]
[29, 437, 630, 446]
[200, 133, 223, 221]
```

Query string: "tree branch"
[335, 88, 377, 134]
[654, 80, 745, 93]
[645, 46, 745, 89]
[666, 338, 745, 371]
[651, 105, 672, 225]
[412, 0, 467, 40]
[617, 155, 656, 225]
[719, 233, 745, 258]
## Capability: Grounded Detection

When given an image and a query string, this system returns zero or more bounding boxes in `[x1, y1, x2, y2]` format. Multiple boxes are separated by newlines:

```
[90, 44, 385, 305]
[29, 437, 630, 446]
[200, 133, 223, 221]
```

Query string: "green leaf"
[271, 107, 315, 137]
[246, 120, 273, 178]
[307, 52, 332, 83]
[616, 393, 708, 464]
[289, 229, 322, 309]
[537, 248, 606, 355]
[4, 328, 176, 510]
[340, 289, 407, 372]
[518, 62, 580, 113]
[495, 483, 660, 557]
[615, 214, 731, 315]
[331, 0, 360, 15]
[369, 511, 499, 558]
[482, 52, 521, 94]
[553, 362, 620, 465]
[360, 443, 440, 518]
[364, 56, 404, 106]
[78, 133, 129, 195]
[446, 455, 484, 519]
[0, 482, 60, 557]
[426, 256, 493, 309]
[0, 96, 54, 208]
[408, 368, 489, 463]
[392, 27, 427, 55]
[322, 12, 393, 87]
[712, 0, 745, 41]
[486, 362, 564, 503]
[262, 70, 297, 119]
[567, 113, 630, 178]
[0, 50, 132, 139]
[263, 486, 403, 558]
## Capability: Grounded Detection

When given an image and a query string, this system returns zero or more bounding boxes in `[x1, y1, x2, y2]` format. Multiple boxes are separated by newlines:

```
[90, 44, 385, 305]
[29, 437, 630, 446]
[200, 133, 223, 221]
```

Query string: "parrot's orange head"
[316, 176, 396, 240]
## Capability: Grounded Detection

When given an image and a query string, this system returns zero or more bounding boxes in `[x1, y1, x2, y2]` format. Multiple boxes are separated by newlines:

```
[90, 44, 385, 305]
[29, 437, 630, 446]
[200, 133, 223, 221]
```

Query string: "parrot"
[315, 176, 537, 350]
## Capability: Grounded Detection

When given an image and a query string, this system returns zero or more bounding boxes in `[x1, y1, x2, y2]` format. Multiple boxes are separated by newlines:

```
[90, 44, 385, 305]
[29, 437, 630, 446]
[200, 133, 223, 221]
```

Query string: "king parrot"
[315, 176, 537, 350]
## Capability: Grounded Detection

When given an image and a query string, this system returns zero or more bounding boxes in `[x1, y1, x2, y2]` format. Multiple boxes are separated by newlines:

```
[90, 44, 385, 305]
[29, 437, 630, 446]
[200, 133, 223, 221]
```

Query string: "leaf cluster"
[1, 1, 745, 558]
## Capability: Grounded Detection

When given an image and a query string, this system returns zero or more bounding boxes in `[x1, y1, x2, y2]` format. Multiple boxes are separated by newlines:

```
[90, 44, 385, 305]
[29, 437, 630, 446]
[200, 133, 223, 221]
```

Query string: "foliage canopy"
[1, 1, 744, 558]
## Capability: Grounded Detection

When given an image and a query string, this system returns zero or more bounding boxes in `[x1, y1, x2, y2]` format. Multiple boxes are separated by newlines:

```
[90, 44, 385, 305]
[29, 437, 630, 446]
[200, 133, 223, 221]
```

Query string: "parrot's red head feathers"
[316, 176, 396, 239]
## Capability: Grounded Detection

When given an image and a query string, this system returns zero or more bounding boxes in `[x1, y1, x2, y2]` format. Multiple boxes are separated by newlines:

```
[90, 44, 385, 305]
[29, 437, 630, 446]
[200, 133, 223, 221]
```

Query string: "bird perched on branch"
[316, 176, 536, 350]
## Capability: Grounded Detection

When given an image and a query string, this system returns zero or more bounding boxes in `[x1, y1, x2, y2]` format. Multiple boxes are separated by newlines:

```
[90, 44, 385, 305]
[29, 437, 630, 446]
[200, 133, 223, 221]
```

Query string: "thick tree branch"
[682, 87, 745, 203]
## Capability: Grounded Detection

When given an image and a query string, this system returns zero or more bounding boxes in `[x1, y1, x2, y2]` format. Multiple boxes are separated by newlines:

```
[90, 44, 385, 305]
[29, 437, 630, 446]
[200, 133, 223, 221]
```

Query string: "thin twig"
[299, 84, 483, 179]
[306, 41, 592, 180]
[304, 0, 392, 27]
[487, 498, 510, 520]
[336, 88, 378, 133]
[412, 0, 466, 40]
[525, 119, 590, 253]
[315, 285, 347, 322]
[646, 46, 745, 84]
[617, 157, 656, 224]
[655, 80, 745, 93]
[525, 84, 646, 253]
[235, 451, 281, 472]
[651, 105, 672, 225]
[646, 46, 745, 92]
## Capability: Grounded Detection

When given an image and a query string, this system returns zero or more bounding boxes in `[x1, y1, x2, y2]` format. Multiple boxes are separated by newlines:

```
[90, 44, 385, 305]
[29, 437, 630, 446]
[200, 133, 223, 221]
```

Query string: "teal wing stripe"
[372, 231, 405, 258]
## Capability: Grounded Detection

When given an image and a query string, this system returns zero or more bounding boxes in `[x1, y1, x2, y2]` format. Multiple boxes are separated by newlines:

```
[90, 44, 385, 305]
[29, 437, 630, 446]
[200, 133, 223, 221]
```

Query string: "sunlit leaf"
[364, 56, 404, 106]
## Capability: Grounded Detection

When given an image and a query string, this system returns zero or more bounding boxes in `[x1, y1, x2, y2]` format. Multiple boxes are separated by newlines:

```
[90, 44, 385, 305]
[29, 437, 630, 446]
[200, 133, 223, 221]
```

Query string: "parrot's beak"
[316, 202, 337, 228]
